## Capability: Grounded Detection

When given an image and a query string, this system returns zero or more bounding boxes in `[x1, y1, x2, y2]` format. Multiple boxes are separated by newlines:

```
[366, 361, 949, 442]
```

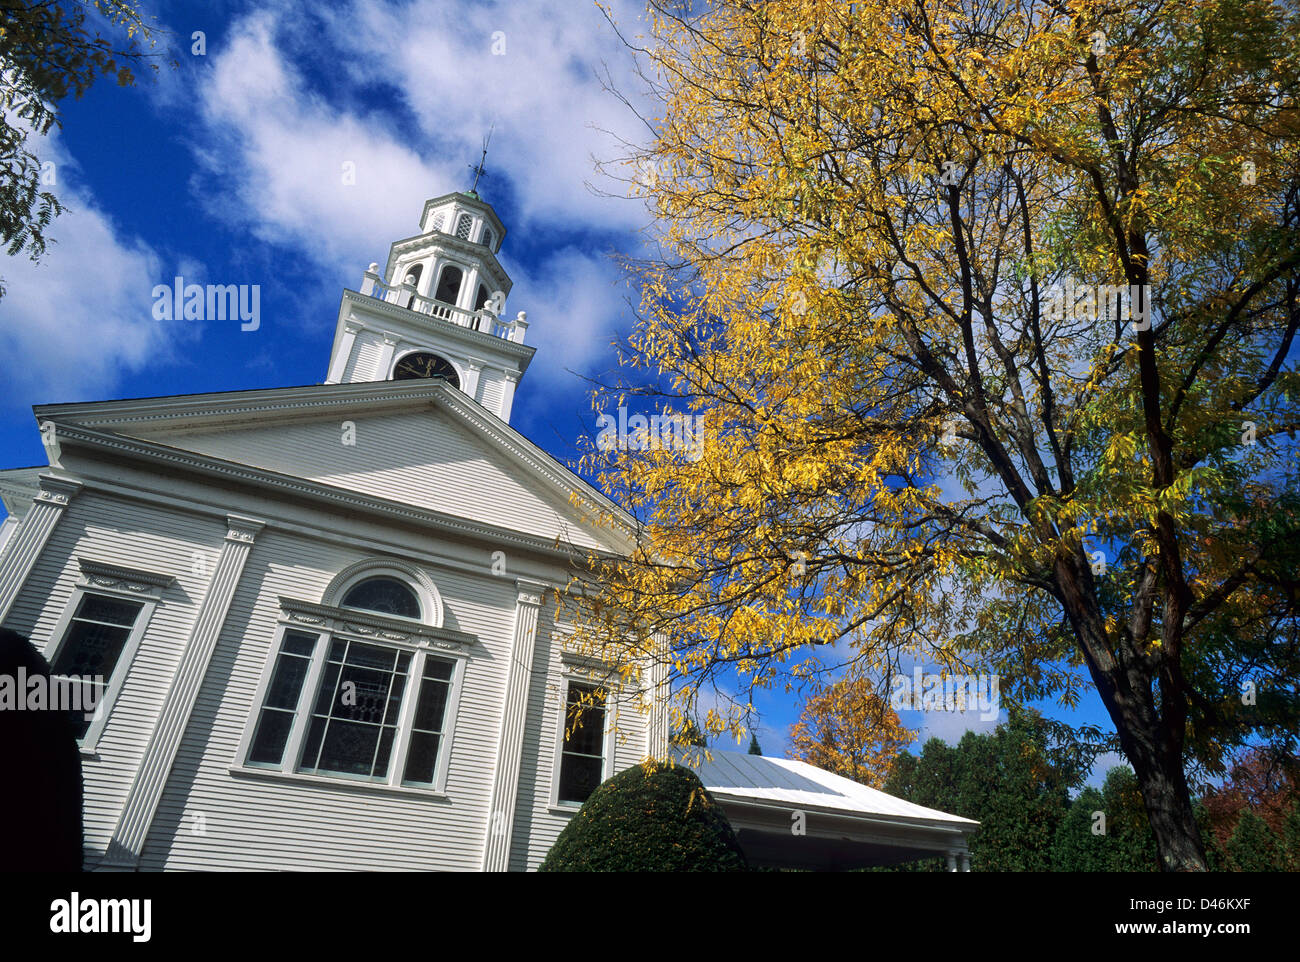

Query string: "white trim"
[235, 599, 471, 795]
[323, 559, 445, 628]
[42, 422, 628, 560]
[548, 674, 617, 811]
[41, 567, 168, 753]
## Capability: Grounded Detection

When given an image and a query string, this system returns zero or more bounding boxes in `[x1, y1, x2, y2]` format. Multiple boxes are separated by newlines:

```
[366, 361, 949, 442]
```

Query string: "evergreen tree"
[1098, 768, 1160, 871]
[882, 713, 1074, 871]
[1227, 810, 1284, 872]
[1051, 788, 1111, 872]
[539, 762, 748, 871]
[747, 732, 761, 755]
[1280, 803, 1300, 872]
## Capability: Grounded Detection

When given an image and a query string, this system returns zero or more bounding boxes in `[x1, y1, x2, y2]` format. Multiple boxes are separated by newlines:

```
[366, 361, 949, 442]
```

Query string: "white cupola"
[323, 189, 535, 423]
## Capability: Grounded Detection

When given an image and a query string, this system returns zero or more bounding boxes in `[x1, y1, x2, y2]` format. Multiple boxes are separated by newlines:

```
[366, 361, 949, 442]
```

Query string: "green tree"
[1052, 787, 1111, 872]
[884, 714, 1078, 871]
[1227, 810, 1284, 871]
[747, 731, 761, 755]
[1280, 803, 1300, 871]
[0, 0, 165, 298]
[1098, 768, 1160, 871]
[576, 0, 1300, 872]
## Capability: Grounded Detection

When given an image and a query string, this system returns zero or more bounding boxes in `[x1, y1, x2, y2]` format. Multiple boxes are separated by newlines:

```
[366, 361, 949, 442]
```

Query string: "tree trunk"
[1117, 723, 1208, 871]
[1057, 563, 1208, 871]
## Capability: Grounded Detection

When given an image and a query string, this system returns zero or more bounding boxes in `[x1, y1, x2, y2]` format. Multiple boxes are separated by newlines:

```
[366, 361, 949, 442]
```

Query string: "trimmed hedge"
[539, 762, 748, 872]
[0, 628, 84, 870]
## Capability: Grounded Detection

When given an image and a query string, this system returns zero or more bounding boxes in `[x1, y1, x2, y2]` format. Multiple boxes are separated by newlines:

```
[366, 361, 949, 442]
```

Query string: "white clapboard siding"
[477, 371, 505, 414]
[2, 492, 220, 854]
[342, 337, 383, 383]
[508, 602, 651, 871]
[126, 406, 611, 553]
[5, 392, 642, 870]
[140, 522, 524, 871]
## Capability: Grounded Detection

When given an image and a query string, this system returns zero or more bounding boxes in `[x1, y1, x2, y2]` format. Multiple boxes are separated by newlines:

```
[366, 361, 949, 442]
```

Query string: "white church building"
[0, 189, 976, 871]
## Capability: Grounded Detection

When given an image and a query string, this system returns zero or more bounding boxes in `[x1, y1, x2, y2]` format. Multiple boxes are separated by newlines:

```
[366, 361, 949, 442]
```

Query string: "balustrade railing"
[358, 265, 528, 344]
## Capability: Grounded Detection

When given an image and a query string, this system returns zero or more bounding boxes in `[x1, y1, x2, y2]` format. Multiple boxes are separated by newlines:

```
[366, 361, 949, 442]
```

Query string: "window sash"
[48, 593, 147, 741]
[243, 625, 460, 791]
[556, 682, 608, 805]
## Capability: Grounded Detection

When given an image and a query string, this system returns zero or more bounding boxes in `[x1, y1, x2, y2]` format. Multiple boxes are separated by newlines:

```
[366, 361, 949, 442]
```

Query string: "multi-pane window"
[454, 213, 473, 240]
[49, 595, 144, 738]
[245, 628, 460, 789]
[402, 657, 455, 785]
[300, 638, 410, 780]
[558, 683, 607, 804]
[247, 630, 316, 766]
[481, 227, 494, 250]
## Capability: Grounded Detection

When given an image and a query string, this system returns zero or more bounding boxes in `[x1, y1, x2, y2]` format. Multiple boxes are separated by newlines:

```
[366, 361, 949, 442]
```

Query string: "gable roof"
[33, 379, 636, 555]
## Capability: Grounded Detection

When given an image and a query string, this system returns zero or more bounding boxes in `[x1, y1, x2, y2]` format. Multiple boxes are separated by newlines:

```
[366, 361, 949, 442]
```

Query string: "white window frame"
[549, 670, 618, 810]
[233, 598, 472, 795]
[42, 559, 172, 753]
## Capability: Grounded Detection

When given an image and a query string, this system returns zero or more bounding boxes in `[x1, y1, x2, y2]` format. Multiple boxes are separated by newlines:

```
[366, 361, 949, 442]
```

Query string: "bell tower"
[324, 189, 535, 423]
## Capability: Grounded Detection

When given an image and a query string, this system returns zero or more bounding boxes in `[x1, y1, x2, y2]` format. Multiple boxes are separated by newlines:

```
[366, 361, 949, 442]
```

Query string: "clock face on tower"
[391, 352, 460, 389]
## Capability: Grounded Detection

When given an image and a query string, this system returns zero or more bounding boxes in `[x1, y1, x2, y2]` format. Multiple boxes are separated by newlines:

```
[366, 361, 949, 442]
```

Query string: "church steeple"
[324, 188, 534, 423]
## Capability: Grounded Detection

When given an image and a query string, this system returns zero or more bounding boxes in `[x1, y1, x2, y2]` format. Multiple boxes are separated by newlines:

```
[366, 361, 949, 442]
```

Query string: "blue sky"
[0, 0, 1123, 782]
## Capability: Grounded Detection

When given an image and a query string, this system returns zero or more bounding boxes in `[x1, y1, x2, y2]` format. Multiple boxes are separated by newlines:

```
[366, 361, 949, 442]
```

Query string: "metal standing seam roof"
[673, 748, 979, 828]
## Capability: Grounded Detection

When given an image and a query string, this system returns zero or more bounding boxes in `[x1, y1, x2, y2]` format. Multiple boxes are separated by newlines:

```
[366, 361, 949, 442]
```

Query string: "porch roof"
[673, 748, 978, 870]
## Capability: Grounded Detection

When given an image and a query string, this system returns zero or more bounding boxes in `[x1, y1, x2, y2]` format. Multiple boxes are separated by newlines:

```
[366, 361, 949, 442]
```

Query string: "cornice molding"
[35, 382, 449, 428]
[37, 380, 636, 546]
[342, 290, 533, 365]
[78, 558, 176, 591]
[36, 474, 82, 505]
[278, 596, 476, 650]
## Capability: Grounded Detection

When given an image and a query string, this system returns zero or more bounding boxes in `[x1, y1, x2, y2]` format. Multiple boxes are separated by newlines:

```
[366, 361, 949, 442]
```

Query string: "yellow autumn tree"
[567, 0, 1300, 871]
[789, 677, 914, 787]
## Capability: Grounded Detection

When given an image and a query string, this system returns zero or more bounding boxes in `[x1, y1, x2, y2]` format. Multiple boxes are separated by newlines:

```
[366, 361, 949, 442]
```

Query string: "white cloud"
[334, 0, 655, 229]
[1085, 751, 1131, 790]
[193, 11, 442, 278]
[188, 2, 652, 260]
[0, 137, 184, 410]
[178, 2, 651, 350]
[509, 246, 633, 387]
[910, 705, 1002, 745]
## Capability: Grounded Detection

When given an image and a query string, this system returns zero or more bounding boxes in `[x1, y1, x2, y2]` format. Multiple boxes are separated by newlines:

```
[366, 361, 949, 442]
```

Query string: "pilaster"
[481, 578, 547, 871]
[0, 475, 83, 624]
[98, 514, 265, 869]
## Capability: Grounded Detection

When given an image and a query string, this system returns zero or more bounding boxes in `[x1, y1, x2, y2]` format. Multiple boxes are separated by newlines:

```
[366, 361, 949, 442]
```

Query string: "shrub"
[539, 762, 748, 872]
[0, 628, 84, 870]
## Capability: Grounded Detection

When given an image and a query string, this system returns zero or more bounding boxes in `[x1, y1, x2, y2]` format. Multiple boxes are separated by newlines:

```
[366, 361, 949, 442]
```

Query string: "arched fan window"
[391, 352, 460, 389]
[433, 265, 463, 305]
[340, 577, 421, 620]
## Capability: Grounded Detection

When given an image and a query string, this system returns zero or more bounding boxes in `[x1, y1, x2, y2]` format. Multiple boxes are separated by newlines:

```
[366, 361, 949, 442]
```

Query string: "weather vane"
[468, 124, 494, 194]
